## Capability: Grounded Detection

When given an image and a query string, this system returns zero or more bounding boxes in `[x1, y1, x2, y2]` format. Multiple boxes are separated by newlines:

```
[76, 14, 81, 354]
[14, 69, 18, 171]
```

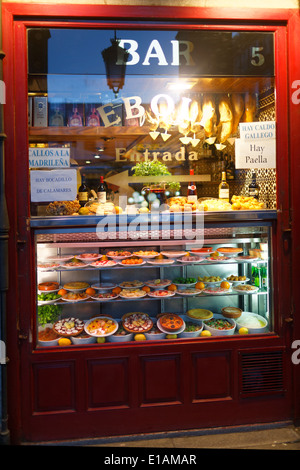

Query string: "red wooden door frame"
[2, 3, 300, 442]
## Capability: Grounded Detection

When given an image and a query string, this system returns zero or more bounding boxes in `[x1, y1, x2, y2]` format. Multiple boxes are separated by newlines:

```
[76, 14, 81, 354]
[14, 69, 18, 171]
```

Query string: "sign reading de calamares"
[29, 147, 70, 168]
[235, 121, 276, 169]
[30, 169, 77, 202]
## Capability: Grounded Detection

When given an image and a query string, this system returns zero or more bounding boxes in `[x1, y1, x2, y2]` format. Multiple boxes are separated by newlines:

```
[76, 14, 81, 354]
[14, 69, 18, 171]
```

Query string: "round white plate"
[206, 256, 232, 263]
[84, 316, 118, 337]
[160, 251, 187, 258]
[61, 294, 90, 302]
[178, 257, 204, 264]
[37, 288, 60, 294]
[106, 253, 132, 260]
[173, 281, 197, 288]
[37, 298, 61, 305]
[119, 291, 147, 299]
[232, 285, 259, 294]
[46, 255, 75, 263]
[147, 290, 176, 298]
[76, 254, 101, 262]
[235, 256, 259, 263]
[203, 287, 231, 295]
[144, 279, 172, 288]
[61, 262, 90, 269]
[216, 250, 243, 257]
[146, 259, 175, 265]
[118, 261, 146, 267]
[132, 252, 159, 259]
[91, 293, 119, 301]
[90, 260, 117, 268]
[223, 277, 250, 285]
[118, 281, 145, 289]
[176, 288, 203, 296]
[37, 263, 60, 271]
[157, 317, 186, 335]
[92, 283, 118, 290]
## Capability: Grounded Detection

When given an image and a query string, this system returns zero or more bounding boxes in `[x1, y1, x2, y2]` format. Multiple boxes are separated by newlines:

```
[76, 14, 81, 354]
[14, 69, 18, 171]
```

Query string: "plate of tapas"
[132, 250, 159, 258]
[76, 253, 101, 262]
[53, 317, 85, 337]
[84, 316, 118, 337]
[147, 289, 176, 298]
[61, 292, 90, 302]
[61, 257, 90, 269]
[203, 286, 231, 295]
[232, 284, 259, 294]
[176, 288, 203, 296]
[178, 255, 204, 263]
[91, 283, 118, 290]
[118, 258, 145, 266]
[106, 250, 132, 259]
[37, 292, 62, 305]
[172, 277, 197, 288]
[144, 279, 172, 289]
[90, 259, 117, 268]
[160, 251, 187, 258]
[216, 247, 243, 257]
[119, 280, 145, 289]
[63, 281, 90, 292]
[224, 275, 250, 285]
[37, 261, 60, 271]
[119, 288, 147, 299]
[46, 255, 75, 264]
[90, 292, 120, 301]
[157, 313, 185, 334]
[38, 281, 60, 293]
[235, 255, 259, 263]
[146, 258, 175, 265]
[122, 312, 153, 333]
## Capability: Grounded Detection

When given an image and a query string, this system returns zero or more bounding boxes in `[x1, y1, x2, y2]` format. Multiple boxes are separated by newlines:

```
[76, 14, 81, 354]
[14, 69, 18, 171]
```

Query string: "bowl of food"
[71, 330, 97, 344]
[203, 314, 236, 336]
[235, 312, 268, 334]
[108, 322, 134, 342]
[38, 324, 61, 346]
[145, 320, 166, 340]
[178, 316, 203, 338]
[221, 306, 243, 319]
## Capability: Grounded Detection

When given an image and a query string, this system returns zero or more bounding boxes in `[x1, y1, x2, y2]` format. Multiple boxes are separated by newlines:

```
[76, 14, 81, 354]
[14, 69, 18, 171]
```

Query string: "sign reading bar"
[235, 139, 276, 169]
[30, 169, 77, 202]
[29, 147, 70, 168]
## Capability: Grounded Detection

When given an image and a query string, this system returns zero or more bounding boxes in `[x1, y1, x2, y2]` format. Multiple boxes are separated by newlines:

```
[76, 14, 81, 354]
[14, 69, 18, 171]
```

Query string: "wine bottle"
[218, 171, 229, 202]
[187, 169, 197, 203]
[68, 107, 83, 127]
[78, 174, 89, 207]
[97, 176, 107, 203]
[86, 107, 100, 127]
[249, 172, 259, 199]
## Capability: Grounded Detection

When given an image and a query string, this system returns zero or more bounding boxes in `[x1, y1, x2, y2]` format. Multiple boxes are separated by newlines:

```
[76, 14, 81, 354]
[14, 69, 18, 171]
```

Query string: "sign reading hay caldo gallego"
[235, 121, 276, 169]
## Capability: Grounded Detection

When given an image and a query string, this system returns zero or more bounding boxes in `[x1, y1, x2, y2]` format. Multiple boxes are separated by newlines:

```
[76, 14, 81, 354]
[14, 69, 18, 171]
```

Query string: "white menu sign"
[30, 169, 77, 202]
[29, 147, 70, 168]
[235, 139, 276, 169]
[235, 121, 276, 169]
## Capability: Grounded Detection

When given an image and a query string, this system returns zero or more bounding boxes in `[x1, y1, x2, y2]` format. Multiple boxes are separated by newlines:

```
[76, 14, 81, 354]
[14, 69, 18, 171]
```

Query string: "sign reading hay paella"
[235, 121, 276, 169]
[30, 169, 77, 202]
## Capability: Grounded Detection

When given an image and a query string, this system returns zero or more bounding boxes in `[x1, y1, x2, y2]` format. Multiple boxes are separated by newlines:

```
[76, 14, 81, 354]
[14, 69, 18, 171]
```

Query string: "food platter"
[61, 292, 90, 302]
[235, 255, 259, 263]
[90, 292, 119, 301]
[178, 255, 204, 264]
[122, 312, 153, 333]
[160, 251, 187, 258]
[37, 262, 60, 271]
[53, 317, 85, 337]
[119, 289, 147, 299]
[157, 314, 185, 334]
[203, 287, 231, 295]
[147, 290, 176, 298]
[118, 259, 146, 266]
[232, 284, 259, 294]
[176, 288, 203, 296]
[61, 259, 90, 269]
[90, 259, 117, 268]
[46, 255, 75, 263]
[38, 282, 60, 293]
[216, 247, 243, 257]
[224, 276, 250, 285]
[119, 280, 145, 289]
[63, 281, 90, 292]
[84, 316, 118, 337]
[146, 258, 175, 265]
[132, 250, 159, 258]
[144, 279, 172, 289]
[106, 250, 132, 259]
[91, 283, 118, 290]
[76, 253, 101, 262]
